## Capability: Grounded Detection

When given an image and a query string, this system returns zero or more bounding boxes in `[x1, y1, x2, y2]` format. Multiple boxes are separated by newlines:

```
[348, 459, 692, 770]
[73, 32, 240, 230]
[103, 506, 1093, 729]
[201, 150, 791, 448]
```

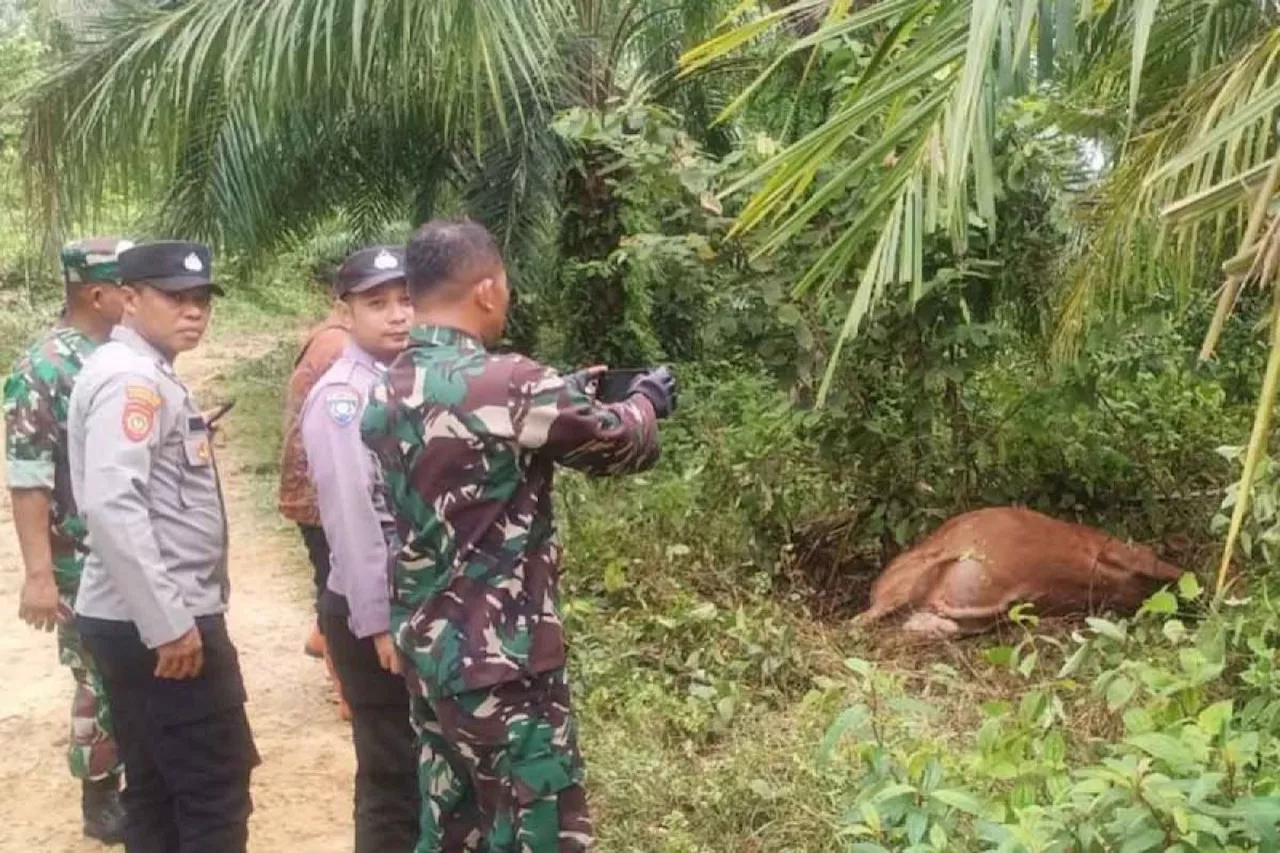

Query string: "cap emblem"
[183, 253, 204, 272]
[373, 250, 399, 271]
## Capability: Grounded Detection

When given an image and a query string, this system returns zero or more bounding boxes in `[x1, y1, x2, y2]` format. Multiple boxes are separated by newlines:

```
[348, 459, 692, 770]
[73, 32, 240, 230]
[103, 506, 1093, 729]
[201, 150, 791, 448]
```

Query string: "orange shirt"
[278, 318, 349, 525]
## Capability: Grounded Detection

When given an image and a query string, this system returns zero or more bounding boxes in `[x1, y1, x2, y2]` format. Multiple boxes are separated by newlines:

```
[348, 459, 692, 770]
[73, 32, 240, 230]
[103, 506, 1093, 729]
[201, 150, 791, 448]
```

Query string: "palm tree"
[18, 0, 736, 357]
[546, 0, 745, 363]
[684, 0, 1280, 590]
[22, 0, 566, 250]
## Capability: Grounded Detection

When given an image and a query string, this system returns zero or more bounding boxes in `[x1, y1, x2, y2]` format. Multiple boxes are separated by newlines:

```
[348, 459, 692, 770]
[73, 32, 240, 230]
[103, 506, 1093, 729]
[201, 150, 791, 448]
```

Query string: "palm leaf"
[19, 0, 567, 249]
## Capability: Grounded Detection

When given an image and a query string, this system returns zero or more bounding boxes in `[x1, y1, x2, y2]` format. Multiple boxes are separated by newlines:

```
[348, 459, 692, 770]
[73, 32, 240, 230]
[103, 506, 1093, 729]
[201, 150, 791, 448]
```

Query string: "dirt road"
[0, 335, 356, 852]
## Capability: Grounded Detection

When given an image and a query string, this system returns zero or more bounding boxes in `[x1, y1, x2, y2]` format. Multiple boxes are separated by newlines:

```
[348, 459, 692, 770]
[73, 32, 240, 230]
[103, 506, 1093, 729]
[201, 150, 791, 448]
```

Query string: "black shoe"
[82, 776, 126, 845]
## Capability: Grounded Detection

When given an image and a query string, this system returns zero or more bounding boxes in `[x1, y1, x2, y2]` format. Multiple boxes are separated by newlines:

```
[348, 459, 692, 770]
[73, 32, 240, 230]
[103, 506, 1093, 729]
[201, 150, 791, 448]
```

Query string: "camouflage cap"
[61, 237, 135, 285]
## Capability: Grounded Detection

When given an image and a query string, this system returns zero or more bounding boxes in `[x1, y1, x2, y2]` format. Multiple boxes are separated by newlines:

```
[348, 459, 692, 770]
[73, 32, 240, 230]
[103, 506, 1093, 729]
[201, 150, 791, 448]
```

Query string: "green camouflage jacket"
[361, 325, 660, 697]
[4, 325, 99, 589]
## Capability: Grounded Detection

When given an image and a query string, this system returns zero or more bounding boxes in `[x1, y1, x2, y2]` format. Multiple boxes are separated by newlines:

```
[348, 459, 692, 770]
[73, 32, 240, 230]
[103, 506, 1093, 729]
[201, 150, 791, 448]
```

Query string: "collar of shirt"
[111, 324, 171, 365]
[409, 325, 486, 354]
[341, 339, 384, 373]
[52, 323, 93, 350]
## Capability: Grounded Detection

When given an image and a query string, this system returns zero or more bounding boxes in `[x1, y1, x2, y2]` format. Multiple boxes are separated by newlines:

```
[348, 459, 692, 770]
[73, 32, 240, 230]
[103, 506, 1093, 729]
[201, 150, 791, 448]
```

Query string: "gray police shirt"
[69, 325, 229, 648]
[300, 341, 394, 639]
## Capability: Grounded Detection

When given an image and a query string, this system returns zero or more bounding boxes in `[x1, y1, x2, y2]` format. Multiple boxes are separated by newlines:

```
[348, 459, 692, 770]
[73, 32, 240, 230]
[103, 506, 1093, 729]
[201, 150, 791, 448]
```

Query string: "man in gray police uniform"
[68, 240, 260, 853]
[302, 246, 417, 851]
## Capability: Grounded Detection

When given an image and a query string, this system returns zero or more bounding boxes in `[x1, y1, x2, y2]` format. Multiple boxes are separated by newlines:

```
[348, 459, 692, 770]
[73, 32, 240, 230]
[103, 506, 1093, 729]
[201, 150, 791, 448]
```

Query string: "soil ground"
[0, 334, 357, 852]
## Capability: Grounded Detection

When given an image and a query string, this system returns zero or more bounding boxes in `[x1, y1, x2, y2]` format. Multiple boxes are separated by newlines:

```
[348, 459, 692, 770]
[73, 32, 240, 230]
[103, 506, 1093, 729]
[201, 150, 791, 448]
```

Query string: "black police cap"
[334, 246, 406, 297]
[118, 241, 223, 295]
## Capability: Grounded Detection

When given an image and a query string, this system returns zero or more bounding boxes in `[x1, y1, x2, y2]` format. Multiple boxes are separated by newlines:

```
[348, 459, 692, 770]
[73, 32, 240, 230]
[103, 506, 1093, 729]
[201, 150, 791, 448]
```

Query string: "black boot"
[82, 776, 126, 845]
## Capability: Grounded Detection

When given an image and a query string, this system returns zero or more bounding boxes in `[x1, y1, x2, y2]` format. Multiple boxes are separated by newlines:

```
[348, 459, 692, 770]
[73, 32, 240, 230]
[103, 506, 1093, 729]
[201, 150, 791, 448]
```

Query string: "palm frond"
[456, 88, 569, 291]
[1053, 22, 1280, 358]
[20, 0, 567, 248]
[683, 0, 1276, 394]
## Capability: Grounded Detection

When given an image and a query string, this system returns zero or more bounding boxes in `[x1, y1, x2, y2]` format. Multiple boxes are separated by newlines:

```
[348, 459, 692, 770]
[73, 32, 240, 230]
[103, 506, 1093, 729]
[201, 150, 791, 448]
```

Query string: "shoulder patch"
[324, 386, 361, 427]
[122, 381, 160, 442]
[126, 383, 163, 409]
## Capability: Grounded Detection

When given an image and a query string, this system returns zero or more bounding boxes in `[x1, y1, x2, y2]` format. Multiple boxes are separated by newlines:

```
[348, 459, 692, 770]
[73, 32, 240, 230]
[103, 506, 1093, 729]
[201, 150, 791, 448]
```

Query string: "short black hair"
[405, 218, 504, 301]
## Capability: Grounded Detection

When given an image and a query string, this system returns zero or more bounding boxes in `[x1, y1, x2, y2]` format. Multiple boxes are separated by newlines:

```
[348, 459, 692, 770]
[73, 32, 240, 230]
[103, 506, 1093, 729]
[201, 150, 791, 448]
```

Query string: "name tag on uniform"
[184, 416, 212, 467]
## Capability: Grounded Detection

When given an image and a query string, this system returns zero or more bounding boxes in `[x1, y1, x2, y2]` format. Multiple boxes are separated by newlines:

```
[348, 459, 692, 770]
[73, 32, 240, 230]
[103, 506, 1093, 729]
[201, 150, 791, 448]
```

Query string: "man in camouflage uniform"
[361, 219, 678, 852]
[3, 237, 131, 844]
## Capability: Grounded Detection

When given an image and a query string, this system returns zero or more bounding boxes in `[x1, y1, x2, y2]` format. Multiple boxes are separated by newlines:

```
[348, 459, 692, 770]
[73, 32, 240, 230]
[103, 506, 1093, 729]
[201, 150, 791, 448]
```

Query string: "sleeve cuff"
[5, 458, 56, 490]
[347, 607, 391, 639]
[137, 608, 197, 649]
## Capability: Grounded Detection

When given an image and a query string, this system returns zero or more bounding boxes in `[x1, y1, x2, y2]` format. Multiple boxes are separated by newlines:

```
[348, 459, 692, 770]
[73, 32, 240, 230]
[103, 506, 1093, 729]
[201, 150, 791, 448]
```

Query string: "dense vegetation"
[7, 0, 1280, 849]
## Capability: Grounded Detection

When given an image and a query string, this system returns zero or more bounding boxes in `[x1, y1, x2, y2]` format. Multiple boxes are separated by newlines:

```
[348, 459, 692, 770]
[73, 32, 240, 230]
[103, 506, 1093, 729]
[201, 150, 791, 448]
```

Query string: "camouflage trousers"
[56, 592, 121, 781]
[405, 666, 593, 853]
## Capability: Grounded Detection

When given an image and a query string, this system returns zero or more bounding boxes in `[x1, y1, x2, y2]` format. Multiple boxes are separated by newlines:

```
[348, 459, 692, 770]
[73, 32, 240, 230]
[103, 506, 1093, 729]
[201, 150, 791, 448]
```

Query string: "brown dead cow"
[854, 507, 1183, 637]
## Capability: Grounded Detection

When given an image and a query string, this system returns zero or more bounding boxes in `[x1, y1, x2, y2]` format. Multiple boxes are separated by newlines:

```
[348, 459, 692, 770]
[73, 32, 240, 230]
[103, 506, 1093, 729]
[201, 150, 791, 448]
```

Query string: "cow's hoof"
[901, 611, 960, 638]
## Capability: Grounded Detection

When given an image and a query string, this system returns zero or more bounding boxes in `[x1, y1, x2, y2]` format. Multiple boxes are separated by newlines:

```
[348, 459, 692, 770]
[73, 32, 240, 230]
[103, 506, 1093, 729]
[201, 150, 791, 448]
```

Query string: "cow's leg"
[857, 551, 954, 626]
[923, 557, 1010, 634]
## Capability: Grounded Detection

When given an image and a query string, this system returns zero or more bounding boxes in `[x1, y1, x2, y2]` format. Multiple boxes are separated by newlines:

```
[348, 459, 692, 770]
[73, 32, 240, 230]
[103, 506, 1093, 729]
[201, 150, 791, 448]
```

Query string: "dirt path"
[0, 333, 355, 852]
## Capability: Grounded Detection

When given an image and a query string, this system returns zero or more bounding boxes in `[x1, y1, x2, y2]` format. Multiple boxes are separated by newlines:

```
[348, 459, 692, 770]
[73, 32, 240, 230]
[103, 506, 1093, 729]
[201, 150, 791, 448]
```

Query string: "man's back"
[361, 324, 660, 697]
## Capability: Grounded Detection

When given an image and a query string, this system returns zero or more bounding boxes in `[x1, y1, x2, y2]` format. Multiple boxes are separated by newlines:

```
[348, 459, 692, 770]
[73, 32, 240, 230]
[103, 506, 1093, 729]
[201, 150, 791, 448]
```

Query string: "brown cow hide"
[853, 507, 1183, 638]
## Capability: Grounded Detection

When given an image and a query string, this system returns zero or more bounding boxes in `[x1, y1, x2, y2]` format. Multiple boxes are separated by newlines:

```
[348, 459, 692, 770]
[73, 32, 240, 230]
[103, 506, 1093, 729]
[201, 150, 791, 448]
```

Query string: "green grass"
[213, 269, 331, 333]
[582, 695, 849, 852]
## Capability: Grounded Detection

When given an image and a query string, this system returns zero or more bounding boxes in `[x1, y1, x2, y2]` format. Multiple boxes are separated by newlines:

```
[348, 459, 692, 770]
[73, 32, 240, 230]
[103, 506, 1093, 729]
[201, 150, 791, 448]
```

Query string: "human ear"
[474, 277, 497, 313]
[335, 297, 355, 326]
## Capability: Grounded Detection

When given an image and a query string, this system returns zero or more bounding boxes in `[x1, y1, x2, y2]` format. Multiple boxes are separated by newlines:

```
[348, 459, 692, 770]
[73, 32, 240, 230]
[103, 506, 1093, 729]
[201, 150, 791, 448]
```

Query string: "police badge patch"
[325, 387, 361, 426]
[122, 382, 161, 442]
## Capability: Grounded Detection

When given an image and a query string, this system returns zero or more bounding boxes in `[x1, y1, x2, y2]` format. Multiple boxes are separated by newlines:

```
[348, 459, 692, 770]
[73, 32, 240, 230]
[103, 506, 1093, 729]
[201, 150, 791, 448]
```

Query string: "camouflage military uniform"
[361, 325, 660, 852]
[4, 324, 121, 781]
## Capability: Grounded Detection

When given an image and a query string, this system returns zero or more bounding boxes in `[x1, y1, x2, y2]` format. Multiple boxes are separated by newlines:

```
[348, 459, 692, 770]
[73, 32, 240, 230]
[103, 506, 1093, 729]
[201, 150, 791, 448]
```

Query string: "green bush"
[820, 580, 1280, 853]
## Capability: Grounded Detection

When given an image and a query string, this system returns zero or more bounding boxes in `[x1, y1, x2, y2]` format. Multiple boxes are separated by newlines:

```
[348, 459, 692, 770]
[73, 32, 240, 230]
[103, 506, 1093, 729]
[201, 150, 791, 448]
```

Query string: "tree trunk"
[556, 140, 637, 366]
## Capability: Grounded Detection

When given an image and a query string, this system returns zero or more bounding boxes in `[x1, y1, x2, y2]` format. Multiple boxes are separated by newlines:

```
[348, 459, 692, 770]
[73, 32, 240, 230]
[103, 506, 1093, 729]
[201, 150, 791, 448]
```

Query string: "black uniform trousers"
[299, 523, 332, 609]
[79, 614, 259, 853]
[319, 591, 419, 852]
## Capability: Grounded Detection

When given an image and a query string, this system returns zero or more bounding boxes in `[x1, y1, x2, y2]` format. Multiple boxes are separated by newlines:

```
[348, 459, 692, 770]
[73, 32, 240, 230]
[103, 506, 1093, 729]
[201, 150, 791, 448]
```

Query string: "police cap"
[118, 241, 223, 295]
[61, 236, 134, 285]
[334, 246, 406, 297]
